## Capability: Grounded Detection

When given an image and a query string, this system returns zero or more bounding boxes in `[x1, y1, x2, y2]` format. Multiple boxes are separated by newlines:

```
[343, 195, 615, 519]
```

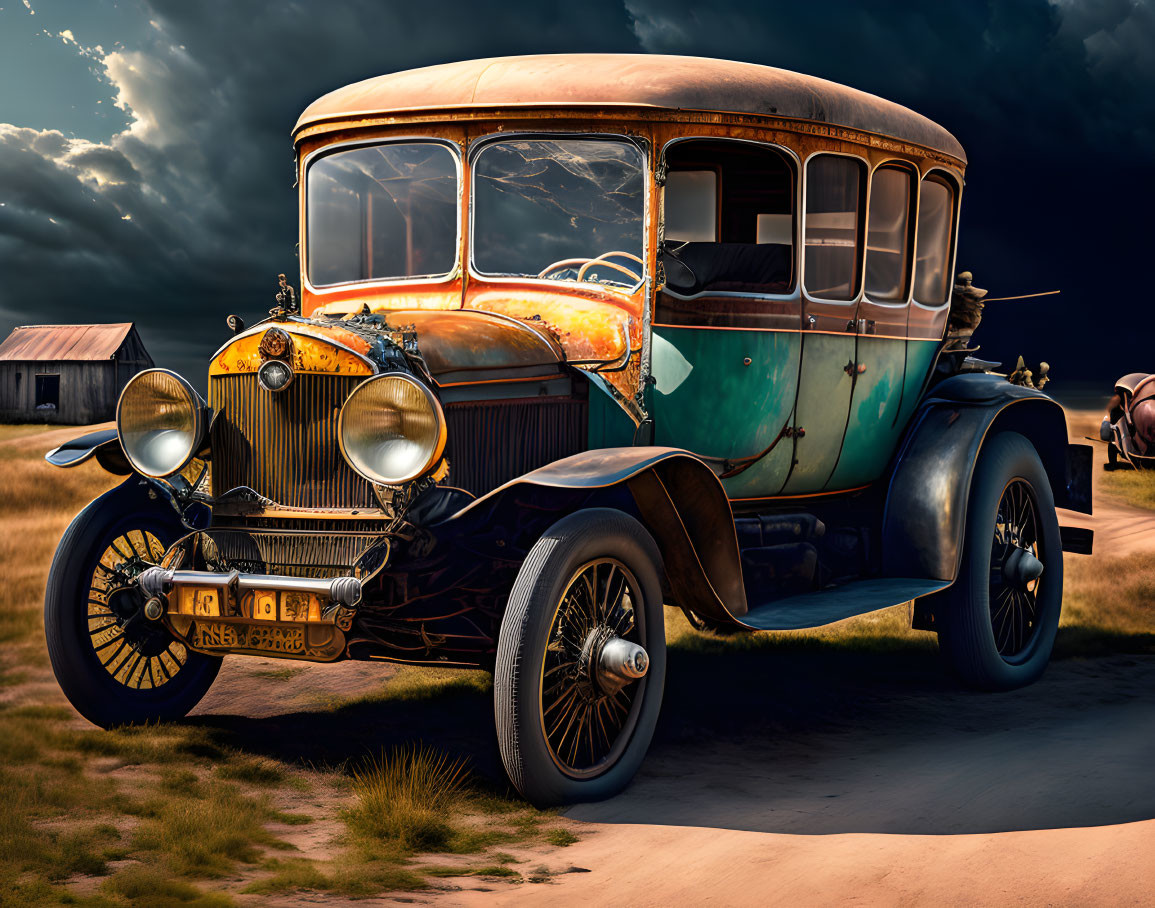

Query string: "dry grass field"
[1, 418, 1152, 905]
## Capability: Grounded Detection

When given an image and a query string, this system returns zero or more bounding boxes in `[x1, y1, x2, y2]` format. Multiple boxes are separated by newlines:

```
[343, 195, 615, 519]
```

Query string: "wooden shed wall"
[1, 360, 119, 424]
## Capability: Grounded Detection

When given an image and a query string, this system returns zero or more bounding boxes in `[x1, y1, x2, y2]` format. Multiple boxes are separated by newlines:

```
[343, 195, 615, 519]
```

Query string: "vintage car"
[44, 55, 1093, 805]
[1100, 373, 1155, 470]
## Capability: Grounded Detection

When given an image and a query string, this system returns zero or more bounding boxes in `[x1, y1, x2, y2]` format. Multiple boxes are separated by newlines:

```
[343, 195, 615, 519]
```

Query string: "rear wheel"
[494, 509, 666, 806]
[45, 484, 221, 728]
[938, 432, 1063, 690]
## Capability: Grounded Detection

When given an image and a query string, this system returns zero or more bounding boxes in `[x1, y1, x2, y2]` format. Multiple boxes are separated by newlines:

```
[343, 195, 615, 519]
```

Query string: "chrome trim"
[336, 372, 448, 486]
[139, 566, 363, 607]
[115, 368, 206, 479]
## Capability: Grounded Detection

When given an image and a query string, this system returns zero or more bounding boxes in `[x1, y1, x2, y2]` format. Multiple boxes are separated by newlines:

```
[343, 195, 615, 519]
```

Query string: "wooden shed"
[0, 323, 154, 425]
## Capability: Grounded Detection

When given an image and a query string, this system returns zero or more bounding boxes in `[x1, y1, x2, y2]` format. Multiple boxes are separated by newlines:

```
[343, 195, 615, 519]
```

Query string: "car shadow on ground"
[191, 636, 1155, 837]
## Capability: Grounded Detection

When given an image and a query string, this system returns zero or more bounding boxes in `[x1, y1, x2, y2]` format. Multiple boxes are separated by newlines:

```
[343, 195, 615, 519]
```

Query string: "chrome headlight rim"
[337, 372, 447, 487]
[115, 368, 206, 479]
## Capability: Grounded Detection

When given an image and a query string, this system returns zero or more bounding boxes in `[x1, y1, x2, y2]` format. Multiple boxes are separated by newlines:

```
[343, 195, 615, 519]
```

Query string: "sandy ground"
[16, 409, 1154, 904]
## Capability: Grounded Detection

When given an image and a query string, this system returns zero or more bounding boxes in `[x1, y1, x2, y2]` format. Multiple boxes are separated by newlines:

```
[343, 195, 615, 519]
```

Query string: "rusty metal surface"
[0, 323, 136, 362]
[294, 54, 965, 162]
[367, 309, 566, 379]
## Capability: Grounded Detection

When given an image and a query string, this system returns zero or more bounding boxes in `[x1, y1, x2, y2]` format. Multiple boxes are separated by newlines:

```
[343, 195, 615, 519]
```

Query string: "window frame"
[863, 160, 918, 308]
[301, 136, 463, 294]
[34, 372, 60, 410]
[801, 150, 869, 305]
[467, 132, 651, 296]
[911, 168, 961, 310]
[658, 135, 801, 302]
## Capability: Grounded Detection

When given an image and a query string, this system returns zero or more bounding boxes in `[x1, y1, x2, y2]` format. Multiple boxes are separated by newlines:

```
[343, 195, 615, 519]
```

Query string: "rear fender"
[882, 373, 1093, 583]
[440, 447, 748, 622]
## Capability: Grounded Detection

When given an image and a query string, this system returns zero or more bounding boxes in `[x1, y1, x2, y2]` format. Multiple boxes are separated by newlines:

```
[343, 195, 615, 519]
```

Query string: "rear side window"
[865, 165, 914, 302]
[913, 174, 956, 305]
[804, 155, 865, 301]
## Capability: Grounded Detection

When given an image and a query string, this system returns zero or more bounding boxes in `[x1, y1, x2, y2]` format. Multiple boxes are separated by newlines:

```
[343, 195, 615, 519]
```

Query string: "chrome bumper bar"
[138, 567, 362, 605]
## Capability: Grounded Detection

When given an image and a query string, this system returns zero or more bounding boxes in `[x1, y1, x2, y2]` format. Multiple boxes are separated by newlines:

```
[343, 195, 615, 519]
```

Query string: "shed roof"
[295, 54, 965, 162]
[0, 323, 137, 362]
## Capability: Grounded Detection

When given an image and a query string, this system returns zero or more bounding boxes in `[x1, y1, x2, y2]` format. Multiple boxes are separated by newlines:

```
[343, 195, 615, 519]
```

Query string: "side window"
[913, 174, 956, 305]
[660, 140, 795, 297]
[35, 373, 59, 410]
[865, 165, 914, 302]
[804, 154, 865, 301]
[664, 170, 717, 242]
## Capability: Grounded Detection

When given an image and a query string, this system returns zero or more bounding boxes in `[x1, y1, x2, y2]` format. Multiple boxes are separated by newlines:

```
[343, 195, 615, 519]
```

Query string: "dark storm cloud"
[0, 0, 1152, 384]
[0, 0, 641, 380]
[623, 0, 1155, 379]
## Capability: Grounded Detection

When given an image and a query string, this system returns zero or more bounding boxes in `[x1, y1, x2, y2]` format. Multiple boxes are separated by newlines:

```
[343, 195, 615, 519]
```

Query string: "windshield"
[472, 138, 646, 289]
[306, 142, 459, 287]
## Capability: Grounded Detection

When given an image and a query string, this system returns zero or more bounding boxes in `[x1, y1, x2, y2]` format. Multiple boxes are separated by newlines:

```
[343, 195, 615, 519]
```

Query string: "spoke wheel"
[88, 530, 189, 690]
[495, 508, 666, 806]
[541, 559, 646, 778]
[988, 480, 1044, 661]
[45, 478, 221, 729]
[937, 432, 1063, 691]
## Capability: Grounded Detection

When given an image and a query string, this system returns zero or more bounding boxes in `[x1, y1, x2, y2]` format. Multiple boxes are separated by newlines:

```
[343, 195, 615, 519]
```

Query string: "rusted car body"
[44, 55, 1093, 804]
[1101, 373, 1155, 469]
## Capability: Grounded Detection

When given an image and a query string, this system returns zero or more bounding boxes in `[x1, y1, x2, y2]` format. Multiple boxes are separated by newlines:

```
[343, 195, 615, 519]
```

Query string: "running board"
[737, 577, 951, 631]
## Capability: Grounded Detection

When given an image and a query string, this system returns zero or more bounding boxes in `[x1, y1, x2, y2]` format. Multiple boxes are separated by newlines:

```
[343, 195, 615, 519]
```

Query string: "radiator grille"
[444, 397, 588, 496]
[209, 373, 375, 509]
[200, 527, 385, 578]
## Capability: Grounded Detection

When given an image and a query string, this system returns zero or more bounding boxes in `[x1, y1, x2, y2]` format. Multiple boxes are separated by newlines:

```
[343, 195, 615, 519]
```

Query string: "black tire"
[45, 481, 221, 728]
[938, 432, 1063, 690]
[494, 508, 666, 806]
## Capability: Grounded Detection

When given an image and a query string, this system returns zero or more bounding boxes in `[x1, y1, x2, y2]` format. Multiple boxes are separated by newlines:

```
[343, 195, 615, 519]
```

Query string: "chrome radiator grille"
[209, 373, 376, 509]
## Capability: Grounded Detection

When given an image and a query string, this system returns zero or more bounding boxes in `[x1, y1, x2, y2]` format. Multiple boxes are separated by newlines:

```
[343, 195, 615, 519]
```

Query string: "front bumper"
[138, 566, 362, 662]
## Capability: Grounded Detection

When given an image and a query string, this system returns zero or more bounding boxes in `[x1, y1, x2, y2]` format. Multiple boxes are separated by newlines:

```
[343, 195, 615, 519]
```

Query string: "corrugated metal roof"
[0, 323, 136, 362]
[294, 54, 966, 163]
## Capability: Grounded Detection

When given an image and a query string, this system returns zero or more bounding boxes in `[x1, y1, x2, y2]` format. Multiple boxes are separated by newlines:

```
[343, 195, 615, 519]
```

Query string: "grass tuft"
[1101, 467, 1155, 511]
[344, 744, 470, 852]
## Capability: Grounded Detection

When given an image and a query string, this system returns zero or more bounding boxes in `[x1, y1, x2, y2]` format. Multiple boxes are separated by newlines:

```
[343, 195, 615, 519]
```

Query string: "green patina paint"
[648, 327, 800, 498]
[780, 332, 855, 495]
[827, 337, 938, 489]
[586, 376, 636, 449]
[827, 336, 906, 489]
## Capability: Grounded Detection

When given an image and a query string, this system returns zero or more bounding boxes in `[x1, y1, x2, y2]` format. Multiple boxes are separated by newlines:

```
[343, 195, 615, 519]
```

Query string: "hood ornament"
[257, 327, 294, 392]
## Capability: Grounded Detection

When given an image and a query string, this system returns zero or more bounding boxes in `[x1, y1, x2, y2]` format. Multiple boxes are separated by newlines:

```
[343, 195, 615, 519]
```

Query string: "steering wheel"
[578, 252, 643, 284]
[538, 251, 643, 285]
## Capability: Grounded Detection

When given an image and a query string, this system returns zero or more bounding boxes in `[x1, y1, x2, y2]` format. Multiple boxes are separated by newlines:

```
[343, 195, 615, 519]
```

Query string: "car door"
[779, 153, 865, 495]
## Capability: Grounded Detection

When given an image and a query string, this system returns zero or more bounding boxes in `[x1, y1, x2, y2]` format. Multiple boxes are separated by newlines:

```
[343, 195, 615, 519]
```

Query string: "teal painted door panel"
[827, 335, 907, 489]
[650, 327, 800, 498]
[780, 332, 854, 494]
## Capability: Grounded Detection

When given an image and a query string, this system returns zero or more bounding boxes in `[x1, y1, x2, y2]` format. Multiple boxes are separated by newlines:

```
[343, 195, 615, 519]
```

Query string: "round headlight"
[338, 373, 447, 486]
[116, 369, 205, 478]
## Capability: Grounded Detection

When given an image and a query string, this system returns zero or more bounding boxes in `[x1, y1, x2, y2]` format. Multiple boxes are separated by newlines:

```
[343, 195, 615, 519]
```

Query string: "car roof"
[294, 54, 965, 163]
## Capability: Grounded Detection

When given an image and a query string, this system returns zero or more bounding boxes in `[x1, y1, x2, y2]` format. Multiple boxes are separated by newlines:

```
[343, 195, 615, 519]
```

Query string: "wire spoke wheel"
[988, 478, 1045, 661]
[87, 530, 188, 690]
[540, 558, 646, 779]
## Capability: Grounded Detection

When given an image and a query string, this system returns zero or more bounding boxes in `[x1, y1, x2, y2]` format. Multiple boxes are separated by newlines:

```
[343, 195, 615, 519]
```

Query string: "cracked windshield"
[472, 138, 646, 289]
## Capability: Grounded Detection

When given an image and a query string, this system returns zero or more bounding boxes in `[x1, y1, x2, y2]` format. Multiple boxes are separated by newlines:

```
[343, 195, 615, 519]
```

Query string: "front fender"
[45, 429, 132, 475]
[441, 447, 748, 622]
[882, 373, 1092, 582]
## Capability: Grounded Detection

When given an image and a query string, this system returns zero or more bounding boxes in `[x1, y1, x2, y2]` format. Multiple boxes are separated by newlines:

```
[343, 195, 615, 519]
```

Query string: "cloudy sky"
[1, 0, 1152, 386]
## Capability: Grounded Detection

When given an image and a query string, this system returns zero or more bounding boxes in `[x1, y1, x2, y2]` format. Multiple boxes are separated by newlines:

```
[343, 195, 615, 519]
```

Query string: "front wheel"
[494, 509, 666, 806]
[937, 432, 1063, 690]
[45, 481, 222, 728]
